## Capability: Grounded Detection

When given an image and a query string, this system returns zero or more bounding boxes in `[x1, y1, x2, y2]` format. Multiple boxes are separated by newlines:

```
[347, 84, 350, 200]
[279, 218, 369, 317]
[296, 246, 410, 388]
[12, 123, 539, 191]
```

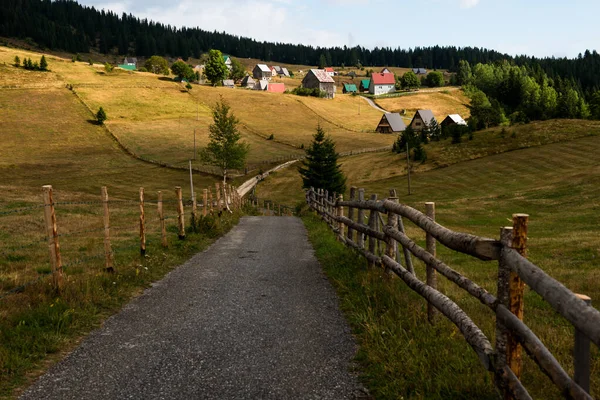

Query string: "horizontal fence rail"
[306, 186, 599, 400]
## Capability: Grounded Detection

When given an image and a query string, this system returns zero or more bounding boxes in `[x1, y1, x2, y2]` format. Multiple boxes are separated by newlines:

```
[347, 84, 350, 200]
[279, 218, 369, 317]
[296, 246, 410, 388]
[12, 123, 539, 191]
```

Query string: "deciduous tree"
[401, 71, 420, 90]
[229, 57, 246, 83]
[144, 55, 169, 75]
[204, 49, 229, 86]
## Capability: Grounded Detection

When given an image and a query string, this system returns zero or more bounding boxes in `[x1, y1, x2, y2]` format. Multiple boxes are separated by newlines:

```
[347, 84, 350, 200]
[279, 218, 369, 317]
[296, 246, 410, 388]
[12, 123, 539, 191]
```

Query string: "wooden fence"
[1, 182, 249, 298]
[306, 186, 600, 400]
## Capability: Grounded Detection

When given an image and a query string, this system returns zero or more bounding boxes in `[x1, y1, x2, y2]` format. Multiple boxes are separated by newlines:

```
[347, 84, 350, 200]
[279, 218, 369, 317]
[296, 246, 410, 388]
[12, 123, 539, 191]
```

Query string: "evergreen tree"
[429, 118, 441, 141]
[204, 49, 229, 86]
[199, 99, 249, 183]
[298, 125, 346, 195]
[39, 55, 48, 71]
[96, 107, 107, 124]
[14, 55, 20, 67]
[318, 54, 327, 69]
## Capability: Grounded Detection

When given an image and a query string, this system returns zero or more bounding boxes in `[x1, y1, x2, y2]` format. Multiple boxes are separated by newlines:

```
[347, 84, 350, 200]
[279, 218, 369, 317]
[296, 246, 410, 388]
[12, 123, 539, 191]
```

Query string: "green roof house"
[342, 83, 357, 94]
[360, 79, 370, 92]
[223, 55, 232, 70]
[117, 64, 136, 71]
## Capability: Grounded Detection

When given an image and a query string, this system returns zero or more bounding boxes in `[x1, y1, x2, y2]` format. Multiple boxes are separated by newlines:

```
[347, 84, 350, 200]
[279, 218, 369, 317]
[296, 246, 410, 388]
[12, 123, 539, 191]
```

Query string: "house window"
[379, 86, 382, 89]
[415, 122, 421, 126]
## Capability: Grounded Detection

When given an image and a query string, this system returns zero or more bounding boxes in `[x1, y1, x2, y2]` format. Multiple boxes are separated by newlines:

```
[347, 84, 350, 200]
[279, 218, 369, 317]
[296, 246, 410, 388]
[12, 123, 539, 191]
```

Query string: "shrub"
[13, 55, 20, 67]
[267, 134, 274, 140]
[104, 63, 113, 73]
[96, 107, 107, 124]
[185, 83, 192, 90]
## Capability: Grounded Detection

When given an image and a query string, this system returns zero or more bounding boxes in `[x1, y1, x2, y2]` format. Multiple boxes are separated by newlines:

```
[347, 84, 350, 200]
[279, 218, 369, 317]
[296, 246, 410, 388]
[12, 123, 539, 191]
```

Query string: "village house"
[359, 79, 370, 93]
[410, 110, 437, 131]
[280, 67, 290, 77]
[267, 83, 285, 93]
[380, 67, 391, 74]
[223, 55, 232, 70]
[123, 57, 137, 67]
[273, 66, 282, 75]
[241, 75, 256, 88]
[342, 83, 357, 94]
[413, 68, 427, 75]
[254, 80, 268, 91]
[253, 64, 272, 80]
[325, 67, 335, 77]
[441, 114, 467, 128]
[270, 66, 277, 77]
[301, 69, 336, 99]
[222, 79, 235, 88]
[369, 72, 396, 95]
[376, 113, 406, 134]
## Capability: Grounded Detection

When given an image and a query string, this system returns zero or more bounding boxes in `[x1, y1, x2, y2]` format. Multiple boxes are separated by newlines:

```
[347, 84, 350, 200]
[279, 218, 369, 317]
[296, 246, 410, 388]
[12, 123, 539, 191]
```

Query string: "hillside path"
[360, 96, 387, 113]
[21, 217, 365, 400]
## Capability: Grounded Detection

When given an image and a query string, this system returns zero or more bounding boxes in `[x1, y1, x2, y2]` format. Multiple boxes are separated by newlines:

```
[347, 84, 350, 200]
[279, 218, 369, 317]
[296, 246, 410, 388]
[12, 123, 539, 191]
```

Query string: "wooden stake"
[337, 195, 344, 242]
[574, 294, 592, 394]
[215, 183, 221, 210]
[42, 185, 63, 291]
[158, 191, 167, 248]
[202, 189, 208, 217]
[425, 202, 437, 323]
[507, 214, 528, 381]
[101, 186, 114, 272]
[191, 191, 198, 232]
[406, 142, 411, 195]
[385, 191, 399, 276]
[209, 188, 214, 213]
[357, 188, 365, 249]
[497, 226, 513, 398]
[347, 187, 356, 242]
[139, 187, 146, 256]
[278, 204, 281, 216]
[367, 194, 378, 268]
[176, 186, 185, 240]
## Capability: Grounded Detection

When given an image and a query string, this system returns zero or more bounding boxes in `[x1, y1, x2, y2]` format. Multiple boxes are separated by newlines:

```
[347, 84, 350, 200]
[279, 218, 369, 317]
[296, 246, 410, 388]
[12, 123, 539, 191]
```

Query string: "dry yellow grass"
[295, 94, 382, 132]
[377, 88, 470, 121]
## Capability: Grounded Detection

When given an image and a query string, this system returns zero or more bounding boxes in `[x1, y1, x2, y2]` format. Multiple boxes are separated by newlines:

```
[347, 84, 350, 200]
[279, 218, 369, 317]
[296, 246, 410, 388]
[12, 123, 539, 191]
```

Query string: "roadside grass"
[376, 89, 470, 121]
[295, 133, 600, 398]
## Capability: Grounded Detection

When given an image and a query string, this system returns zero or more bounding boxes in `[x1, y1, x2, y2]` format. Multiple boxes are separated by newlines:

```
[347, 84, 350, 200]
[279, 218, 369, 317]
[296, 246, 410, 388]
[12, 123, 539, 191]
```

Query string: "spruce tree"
[40, 55, 48, 71]
[14, 55, 20, 67]
[298, 126, 346, 194]
[96, 107, 107, 124]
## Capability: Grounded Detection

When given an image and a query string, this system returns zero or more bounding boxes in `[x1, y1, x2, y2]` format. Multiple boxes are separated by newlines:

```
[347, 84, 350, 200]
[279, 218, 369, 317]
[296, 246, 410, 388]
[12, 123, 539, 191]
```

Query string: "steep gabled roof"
[273, 66, 282, 73]
[413, 68, 427, 74]
[325, 67, 334, 73]
[381, 67, 391, 73]
[343, 83, 357, 92]
[222, 79, 235, 87]
[306, 69, 335, 83]
[241, 75, 255, 86]
[254, 80, 269, 90]
[255, 64, 271, 72]
[360, 79, 370, 88]
[371, 72, 395, 85]
[382, 113, 406, 132]
[281, 67, 290, 76]
[414, 110, 437, 125]
[444, 114, 467, 125]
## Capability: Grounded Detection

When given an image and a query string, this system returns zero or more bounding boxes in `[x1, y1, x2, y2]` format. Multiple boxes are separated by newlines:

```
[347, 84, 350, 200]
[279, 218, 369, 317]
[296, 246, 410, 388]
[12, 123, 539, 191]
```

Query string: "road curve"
[21, 217, 366, 400]
[360, 96, 387, 113]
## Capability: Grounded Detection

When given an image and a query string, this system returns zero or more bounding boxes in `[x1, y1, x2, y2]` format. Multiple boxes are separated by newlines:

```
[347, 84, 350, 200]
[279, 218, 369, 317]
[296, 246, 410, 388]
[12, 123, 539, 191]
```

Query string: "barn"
[253, 64, 271, 80]
[241, 75, 256, 88]
[441, 114, 467, 128]
[376, 113, 406, 134]
[301, 69, 336, 99]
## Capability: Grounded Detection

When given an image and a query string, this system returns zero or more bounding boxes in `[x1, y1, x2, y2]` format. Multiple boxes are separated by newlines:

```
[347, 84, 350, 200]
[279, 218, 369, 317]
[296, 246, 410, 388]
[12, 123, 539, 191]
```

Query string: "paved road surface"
[21, 217, 365, 400]
[360, 96, 387, 113]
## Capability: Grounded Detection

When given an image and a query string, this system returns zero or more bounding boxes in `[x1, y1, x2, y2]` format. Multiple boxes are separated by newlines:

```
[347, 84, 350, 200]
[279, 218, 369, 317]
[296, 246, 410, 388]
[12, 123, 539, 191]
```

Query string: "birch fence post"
[139, 187, 146, 256]
[357, 188, 365, 249]
[507, 214, 528, 382]
[101, 186, 114, 272]
[368, 194, 378, 268]
[385, 191, 399, 276]
[191, 191, 198, 232]
[425, 202, 437, 323]
[347, 186, 357, 242]
[202, 189, 208, 217]
[157, 191, 167, 248]
[574, 294, 592, 393]
[176, 186, 185, 240]
[42, 185, 63, 291]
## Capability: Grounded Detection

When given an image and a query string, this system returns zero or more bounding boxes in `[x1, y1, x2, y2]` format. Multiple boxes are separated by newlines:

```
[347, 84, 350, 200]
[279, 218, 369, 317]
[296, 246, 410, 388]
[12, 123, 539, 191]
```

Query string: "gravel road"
[21, 217, 366, 400]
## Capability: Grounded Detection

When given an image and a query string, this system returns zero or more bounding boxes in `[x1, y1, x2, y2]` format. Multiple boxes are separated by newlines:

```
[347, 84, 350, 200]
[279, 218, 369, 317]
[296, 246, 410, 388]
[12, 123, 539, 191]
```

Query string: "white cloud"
[460, 0, 480, 9]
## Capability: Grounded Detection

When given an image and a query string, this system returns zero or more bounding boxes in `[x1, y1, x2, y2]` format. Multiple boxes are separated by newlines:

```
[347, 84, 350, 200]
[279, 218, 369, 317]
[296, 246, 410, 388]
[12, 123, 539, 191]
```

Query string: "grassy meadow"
[376, 87, 470, 121]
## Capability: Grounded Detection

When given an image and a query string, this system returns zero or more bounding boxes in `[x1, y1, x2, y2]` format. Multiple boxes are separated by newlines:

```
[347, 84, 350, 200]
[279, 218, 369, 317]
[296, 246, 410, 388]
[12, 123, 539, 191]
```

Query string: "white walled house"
[369, 72, 396, 95]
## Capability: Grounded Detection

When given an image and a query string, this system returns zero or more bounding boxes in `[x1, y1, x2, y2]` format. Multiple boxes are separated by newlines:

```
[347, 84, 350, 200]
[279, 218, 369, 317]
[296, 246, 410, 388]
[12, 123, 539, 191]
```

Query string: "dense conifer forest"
[2, 0, 600, 99]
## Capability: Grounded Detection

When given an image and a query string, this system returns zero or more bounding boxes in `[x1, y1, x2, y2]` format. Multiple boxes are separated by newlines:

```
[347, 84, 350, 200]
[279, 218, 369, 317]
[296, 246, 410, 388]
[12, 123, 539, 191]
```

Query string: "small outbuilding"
[342, 83, 357, 94]
[410, 110, 437, 131]
[123, 57, 137, 67]
[254, 80, 269, 91]
[280, 67, 290, 77]
[222, 79, 235, 88]
[301, 69, 336, 99]
[376, 113, 406, 134]
[413, 68, 427, 75]
[241, 75, 256, 88]
[359, 79, 370, 92]
[325, 67, 335, 77]
[441, 114, 467, 128]
[267, 83, 285, 93]
[253, 64, 272, 80]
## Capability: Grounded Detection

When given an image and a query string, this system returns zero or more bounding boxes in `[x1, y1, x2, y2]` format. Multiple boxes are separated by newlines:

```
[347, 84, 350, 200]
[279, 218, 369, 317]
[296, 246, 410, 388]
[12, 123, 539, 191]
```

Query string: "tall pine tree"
[299, 126, 346, 194]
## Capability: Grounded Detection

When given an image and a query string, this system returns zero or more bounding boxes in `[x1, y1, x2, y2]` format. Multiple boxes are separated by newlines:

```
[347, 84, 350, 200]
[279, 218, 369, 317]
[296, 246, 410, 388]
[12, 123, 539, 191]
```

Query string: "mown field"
[258, 132, 600, 398]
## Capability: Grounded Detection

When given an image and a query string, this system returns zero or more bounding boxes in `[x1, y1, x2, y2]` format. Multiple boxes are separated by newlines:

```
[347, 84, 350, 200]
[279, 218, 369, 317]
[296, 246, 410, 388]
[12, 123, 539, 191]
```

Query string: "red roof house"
[325, 67, 335, 76]
[369, 72, 396, 95]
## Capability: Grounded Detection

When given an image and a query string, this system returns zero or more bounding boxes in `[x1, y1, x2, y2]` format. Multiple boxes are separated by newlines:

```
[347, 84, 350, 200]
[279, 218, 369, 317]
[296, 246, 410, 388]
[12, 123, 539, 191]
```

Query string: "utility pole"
[189, 160, 195, 203]
[406, 142, 411, 195]
[193, 128, 196, 160]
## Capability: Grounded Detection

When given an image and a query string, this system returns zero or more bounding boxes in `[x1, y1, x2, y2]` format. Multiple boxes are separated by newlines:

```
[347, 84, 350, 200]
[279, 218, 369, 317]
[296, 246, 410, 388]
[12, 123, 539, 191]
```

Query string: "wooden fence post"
[347, 187, 357, 242]
[324, 190, 329, 222]
[397, 214, 415, 275]
[101, 186, 114, 272]
[176, 186, 185, 240]
[368, 194, 378, 268]
[209, 188, 214, 213]
[385, 191, 399, 276]
[357, 188, 365, 249]
[191, 191, 198, 231]
[496, 226, 513, 398]
[278, 204, 281, 216]
[139, 187, 146, 256]
[508, 214, 528, 381]
[337, 195, 344, 242]
[42, 185, 63, 291]
[574, 294, 592, 394]
[158, 191, 167, 248]
[425, 202, 438, 323]
[203, 189, 208, 217]
[215, 183, 221, 210]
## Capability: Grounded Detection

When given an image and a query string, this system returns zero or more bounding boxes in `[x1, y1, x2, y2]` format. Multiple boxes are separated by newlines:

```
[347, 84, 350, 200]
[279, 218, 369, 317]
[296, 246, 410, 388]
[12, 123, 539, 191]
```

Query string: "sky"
[76, 0, 599, 59]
